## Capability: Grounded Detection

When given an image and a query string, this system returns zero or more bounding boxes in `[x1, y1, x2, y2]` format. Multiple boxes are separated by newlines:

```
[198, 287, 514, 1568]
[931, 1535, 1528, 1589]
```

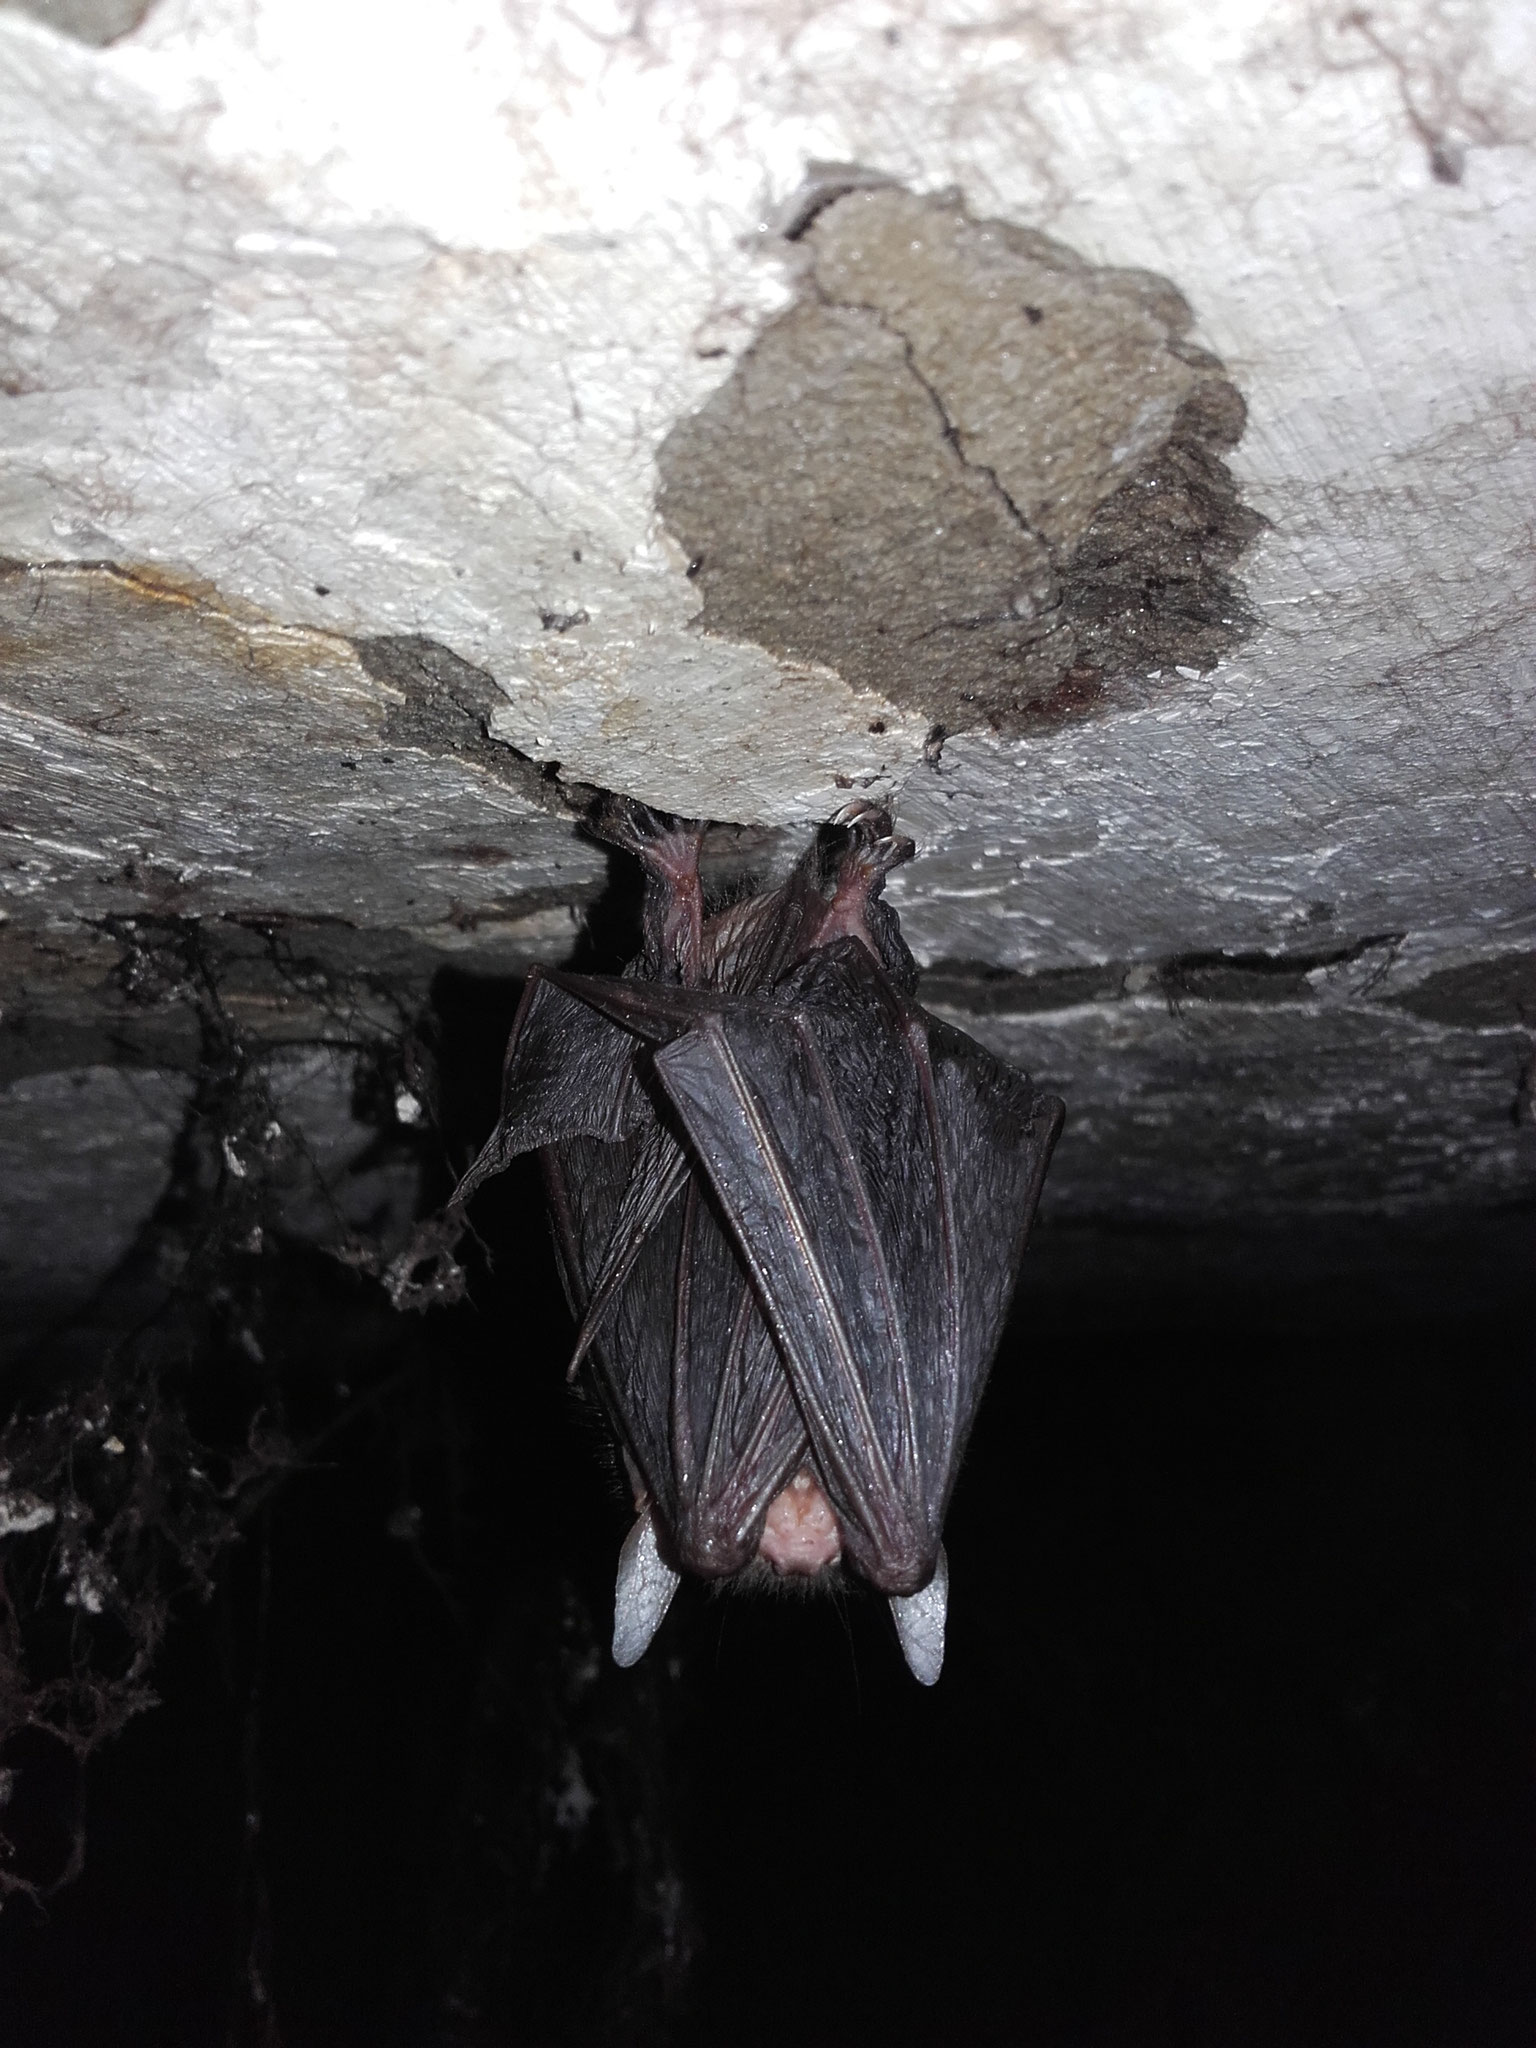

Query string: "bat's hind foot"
[814, 806, 917, 967]
[590, 795, 705, 876]
[828, 801, 916, 883]
[590, 796, 707, 982]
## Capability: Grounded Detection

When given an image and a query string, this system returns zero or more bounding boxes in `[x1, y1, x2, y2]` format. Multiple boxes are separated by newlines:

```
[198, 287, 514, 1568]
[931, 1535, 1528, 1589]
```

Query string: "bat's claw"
[828, 801, 915, 880]
[811, 807, 916, 965]
[889, 1545, 948, 1685]
[612, 1505, 681, 1667]
[829, 797, 888, 830]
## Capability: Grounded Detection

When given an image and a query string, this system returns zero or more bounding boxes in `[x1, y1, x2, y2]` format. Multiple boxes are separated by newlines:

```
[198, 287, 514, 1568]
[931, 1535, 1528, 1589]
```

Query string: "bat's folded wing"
[652, 941, 1062, 1596]
[469, 969, 808, 1580]
[451, 968, 666, 1205]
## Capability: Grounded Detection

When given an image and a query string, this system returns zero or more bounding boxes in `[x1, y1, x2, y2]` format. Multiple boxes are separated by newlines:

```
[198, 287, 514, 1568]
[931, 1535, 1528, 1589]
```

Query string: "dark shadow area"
[0, 1217, 1528, 2046]
[0, 923, 1530, 2045]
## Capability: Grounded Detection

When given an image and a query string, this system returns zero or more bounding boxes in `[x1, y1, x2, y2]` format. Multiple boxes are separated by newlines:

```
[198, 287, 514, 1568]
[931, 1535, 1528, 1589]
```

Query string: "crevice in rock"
[920, 959, 1128, 1015]
[773, 159, 899, 241]
[921, 933, 1409, 1017]
[657, 181, 1264, 740]
[354, 635, 599, 818]
[841, 289, 1040, 548]
[1157, 934, 1405, 1006]
[1386, 949, 1536, 1029]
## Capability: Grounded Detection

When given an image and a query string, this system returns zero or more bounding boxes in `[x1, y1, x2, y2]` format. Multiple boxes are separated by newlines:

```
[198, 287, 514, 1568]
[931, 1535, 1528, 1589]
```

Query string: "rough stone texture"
[884, 639, 1532, 976]
[935, 980, 1532, 1223]
[0, 0, 1532, 1240]
[0, 10, 929, 823]
[0, 1065, 191, 1357]
[0, 564, 605, 936]
[1, 1, 1531, 815]
[659, 186, 1259, 733]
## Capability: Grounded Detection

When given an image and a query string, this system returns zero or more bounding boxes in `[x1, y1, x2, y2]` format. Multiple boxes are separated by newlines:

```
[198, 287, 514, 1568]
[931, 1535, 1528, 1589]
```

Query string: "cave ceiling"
[1, 0, 1532, 1324]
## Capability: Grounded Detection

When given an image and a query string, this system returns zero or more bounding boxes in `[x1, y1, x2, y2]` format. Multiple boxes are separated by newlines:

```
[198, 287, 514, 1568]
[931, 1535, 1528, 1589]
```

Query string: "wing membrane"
[547, 1120, 806, 1577]
[653, 941, 1062, 1594]
[468, 972, 807, 1577]
[451, 969, 646, 1206]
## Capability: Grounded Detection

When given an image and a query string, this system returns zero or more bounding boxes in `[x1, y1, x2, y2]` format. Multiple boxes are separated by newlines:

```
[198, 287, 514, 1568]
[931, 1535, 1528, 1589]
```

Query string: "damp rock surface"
[659, 185, 1260, 734]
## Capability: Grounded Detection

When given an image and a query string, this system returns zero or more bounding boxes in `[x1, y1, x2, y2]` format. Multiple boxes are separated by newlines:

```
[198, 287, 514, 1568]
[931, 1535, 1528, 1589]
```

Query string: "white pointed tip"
[889, 1546, 948, 1685]
[612, 1507, 680, 1668]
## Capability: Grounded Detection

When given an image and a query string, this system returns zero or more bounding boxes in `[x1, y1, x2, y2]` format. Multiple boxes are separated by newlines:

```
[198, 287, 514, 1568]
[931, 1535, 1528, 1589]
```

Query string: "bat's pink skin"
[625, 812, 705, 983]
[815, 799, 915, 956]
[758, 1468, 843, 1574]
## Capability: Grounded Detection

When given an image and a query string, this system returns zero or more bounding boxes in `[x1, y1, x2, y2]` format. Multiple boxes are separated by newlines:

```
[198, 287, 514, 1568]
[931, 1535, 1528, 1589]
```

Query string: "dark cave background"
[0, 950, 1530, 2048]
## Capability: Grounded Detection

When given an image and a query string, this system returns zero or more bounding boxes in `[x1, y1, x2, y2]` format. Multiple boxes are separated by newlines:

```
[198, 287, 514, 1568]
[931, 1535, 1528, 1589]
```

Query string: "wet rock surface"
[659, 185, 1261, 735]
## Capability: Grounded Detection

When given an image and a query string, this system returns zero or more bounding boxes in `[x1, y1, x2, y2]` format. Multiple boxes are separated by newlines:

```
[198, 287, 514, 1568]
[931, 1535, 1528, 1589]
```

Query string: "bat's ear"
[612, 1505, 681, 1668]
[889, 1546, 948, 1685]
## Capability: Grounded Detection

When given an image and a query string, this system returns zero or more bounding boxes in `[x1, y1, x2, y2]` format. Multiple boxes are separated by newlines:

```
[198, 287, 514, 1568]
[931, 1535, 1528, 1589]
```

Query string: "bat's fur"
[450, 798, 1064, 1662]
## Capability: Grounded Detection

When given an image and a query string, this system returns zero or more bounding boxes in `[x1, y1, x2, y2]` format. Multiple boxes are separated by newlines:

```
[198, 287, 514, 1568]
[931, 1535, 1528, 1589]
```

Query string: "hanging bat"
[451, 798, 1063, 1683]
